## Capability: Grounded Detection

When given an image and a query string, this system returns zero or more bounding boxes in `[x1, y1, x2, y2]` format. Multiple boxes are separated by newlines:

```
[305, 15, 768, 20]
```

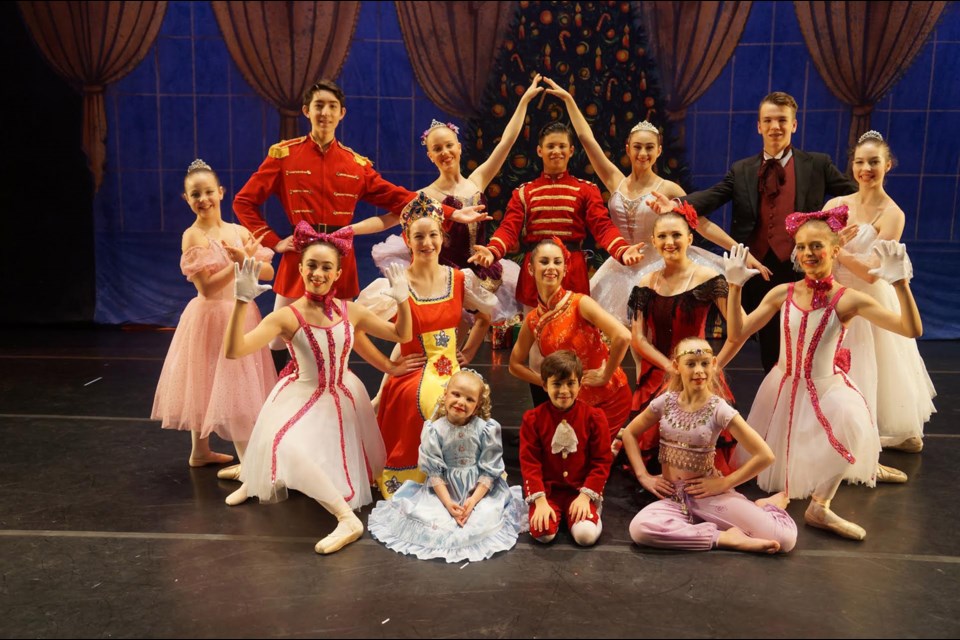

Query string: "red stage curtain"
[395, 1, 515, 118]
[211, 1, 360, 140]
[794, 1, 947, 148]
[18, 1, 168, 190]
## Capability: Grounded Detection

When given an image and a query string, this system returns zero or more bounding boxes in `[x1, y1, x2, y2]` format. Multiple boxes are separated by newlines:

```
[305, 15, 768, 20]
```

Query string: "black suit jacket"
[684, 148, 857, 246]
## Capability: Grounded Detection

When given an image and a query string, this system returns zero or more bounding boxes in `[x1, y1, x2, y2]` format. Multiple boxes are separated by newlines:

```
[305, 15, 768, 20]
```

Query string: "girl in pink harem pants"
[621, 337, 797, 554]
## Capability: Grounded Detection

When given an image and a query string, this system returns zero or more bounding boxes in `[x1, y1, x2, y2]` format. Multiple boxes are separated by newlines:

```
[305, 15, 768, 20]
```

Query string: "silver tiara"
[857, 130, 884, 144]
[630, 121, 659, 135]
[420, 119, 460, 146]
[187, 158, 213, 172]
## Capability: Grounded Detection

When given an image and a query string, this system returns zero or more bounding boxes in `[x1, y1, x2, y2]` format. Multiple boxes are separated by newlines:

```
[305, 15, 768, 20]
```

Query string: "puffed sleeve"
[713, 398, 740, 429]
[252, 245, 275, 263]
[646, 392, 669, 420]
[180, 245, 223, 279]
[463, 269, 496, 316]
[691, 275, 729, 303]
[476, 418, 506, 488]
[418, 420, 447, 486]
[354, 277, 399, 321]
[628, 285, 653, 320]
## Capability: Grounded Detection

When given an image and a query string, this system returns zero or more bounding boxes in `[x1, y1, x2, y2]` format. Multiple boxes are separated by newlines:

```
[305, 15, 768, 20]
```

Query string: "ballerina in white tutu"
[826, 131, 935, 454]
[542, 78, 770, 336]
[221, 222, 413, 554]
[724, 207, 922, 540]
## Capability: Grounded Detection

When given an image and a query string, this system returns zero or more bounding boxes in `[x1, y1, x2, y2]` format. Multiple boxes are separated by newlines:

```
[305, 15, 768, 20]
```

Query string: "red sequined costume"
[485, 171, 632, 307]
[234, 137, 450, 299]
[525, 288, 632, 437]
[628, 275, 737, 473]
[519, 399, 613, 539]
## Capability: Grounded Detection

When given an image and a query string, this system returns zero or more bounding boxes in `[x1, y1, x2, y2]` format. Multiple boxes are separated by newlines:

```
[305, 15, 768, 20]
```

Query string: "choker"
[305, 290, 337, 320]
[803, 275, 834, 310]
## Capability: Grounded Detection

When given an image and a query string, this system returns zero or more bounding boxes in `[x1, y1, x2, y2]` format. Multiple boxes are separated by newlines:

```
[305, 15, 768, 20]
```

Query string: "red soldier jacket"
[485, 171, 632, 306]
[234, 137, 445, 299]
[519, 399, 613, 502]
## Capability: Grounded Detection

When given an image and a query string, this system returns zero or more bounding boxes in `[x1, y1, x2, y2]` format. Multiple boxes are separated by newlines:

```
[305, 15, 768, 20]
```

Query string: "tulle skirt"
[745, 369, 880, 499]
[152, 296, 276, 441]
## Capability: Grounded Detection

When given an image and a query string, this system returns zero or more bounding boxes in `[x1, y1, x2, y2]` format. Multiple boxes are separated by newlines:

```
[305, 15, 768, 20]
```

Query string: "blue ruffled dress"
[367, 416, 527, 563]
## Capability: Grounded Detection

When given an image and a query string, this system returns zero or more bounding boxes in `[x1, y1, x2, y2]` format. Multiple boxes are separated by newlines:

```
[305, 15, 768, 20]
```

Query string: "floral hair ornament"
[630, 121, 659, 136]
[400, 192, 446, 239]
[549, 236, 572, 264]
[675, 346, 714, 359]
[420, 119, 461, 146]
[675, 201, 700, 230]
[785, 204, 849, 238]
[857, 130, 884, 145]
[292, 220, 355, 256]
[186, 158, 213, 172]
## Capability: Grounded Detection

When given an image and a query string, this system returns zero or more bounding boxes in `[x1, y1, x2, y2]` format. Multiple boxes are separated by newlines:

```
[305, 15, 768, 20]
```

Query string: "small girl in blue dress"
[368, 369, 527, 562]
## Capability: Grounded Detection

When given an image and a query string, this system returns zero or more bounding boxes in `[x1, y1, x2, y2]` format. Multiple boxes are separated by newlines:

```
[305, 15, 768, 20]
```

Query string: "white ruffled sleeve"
[462, 269, 497, 316]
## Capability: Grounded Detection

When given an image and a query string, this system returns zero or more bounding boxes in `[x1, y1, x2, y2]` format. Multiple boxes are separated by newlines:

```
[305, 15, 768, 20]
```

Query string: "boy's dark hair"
[540, 350, 583, 384]
[538, 121, 575, 145]
[303, 79, 346, 109]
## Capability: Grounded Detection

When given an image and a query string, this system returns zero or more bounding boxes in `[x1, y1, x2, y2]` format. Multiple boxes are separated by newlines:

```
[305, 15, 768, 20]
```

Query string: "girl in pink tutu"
[152, 160, 277, 473]
[222, 223, 412, 554]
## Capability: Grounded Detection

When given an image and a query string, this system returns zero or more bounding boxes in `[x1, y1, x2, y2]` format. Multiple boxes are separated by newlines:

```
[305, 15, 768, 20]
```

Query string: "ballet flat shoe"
[804, 501, 866, 541]
[876, 463, 908, 484]
[883, 436, 923, 453]
[217, 464, 242, 481]
[315, 518, 363, 555]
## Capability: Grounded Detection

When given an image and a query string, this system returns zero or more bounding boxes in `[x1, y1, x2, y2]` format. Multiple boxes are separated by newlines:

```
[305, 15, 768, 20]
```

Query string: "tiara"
[400, 191, 446, 237]
[858, 130, 884, 145]
[420, 119, 460, 146]
[675, 346, 714, 358]
[630, 121, 659, 136]
[457, 367, 486, 383]
[187, 158, 212, 172]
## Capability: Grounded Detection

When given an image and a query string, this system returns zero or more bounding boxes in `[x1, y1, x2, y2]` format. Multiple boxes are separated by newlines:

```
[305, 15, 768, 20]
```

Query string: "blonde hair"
[434, 369, 492, 420]
[664, 336, 730, 400]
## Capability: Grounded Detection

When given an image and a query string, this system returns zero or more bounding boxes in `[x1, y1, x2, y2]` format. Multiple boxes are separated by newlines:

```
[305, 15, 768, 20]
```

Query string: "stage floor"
[1, 327, 958, 638]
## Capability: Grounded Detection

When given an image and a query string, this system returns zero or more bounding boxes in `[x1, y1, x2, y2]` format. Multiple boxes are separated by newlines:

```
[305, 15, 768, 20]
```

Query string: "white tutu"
[742, 286, 880, 499]
[590, 245, 724, 326]
[834, 224, 935, 441]
[240, 310, 385, 510]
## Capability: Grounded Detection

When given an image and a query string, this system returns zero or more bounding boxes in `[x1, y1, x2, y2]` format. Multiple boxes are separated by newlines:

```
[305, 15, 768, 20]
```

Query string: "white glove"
[868, 240, 913, 284]
[723, 243, 761, 286]
[234, 258, 272, 302]
[382, 263, 410, 303]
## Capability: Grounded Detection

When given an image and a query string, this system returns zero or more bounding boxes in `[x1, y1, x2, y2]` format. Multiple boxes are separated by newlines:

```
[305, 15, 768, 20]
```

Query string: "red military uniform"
[519, 399, 613, 539]
[486, 171, 632, 307]
[235, 137, 429, 298]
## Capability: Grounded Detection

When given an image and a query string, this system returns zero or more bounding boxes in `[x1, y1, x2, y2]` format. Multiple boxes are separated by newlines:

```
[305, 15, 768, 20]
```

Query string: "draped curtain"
[17, 1, 167, 191]
[395, 1, 515, 118]
[794, 1, 947, 148]
[211, 1, 360, 140]
[636, 1, 752, 146]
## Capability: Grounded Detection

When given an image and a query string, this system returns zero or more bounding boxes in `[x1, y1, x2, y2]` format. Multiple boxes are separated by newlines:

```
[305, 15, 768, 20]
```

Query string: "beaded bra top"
[657, 392, 734, 474]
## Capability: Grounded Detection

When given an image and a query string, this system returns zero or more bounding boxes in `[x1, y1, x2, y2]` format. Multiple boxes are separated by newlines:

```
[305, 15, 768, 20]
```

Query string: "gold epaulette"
[339, 143, 372, 167]
[267, 136, 307, 159]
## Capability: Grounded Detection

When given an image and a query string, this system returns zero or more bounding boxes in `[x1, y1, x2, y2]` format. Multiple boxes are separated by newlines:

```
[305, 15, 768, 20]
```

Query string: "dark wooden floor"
[1, 327, 958, 638]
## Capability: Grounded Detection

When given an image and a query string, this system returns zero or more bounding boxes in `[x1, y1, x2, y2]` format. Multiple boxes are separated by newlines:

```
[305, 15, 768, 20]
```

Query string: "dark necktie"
[758, 146, 790, 203]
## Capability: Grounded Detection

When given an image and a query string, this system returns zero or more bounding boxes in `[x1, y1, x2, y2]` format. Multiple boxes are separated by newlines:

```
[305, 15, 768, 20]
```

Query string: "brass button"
[562, 452, 568, 459]
[562, 471, 569, 478]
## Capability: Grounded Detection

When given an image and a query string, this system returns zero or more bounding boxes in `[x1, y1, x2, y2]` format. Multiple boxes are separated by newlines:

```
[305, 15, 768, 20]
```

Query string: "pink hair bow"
[293, 221, 354, 255]
[785, 205, 849, 237]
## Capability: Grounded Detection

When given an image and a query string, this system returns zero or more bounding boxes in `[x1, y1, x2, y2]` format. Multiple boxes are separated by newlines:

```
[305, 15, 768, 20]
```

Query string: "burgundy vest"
[751, 157, 796, 262]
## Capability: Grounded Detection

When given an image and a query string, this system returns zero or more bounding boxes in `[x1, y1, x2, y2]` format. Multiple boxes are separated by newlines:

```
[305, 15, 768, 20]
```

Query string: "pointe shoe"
[804, 501, 866, 541]
[188, 452, 235, 467]
[225, 484, 249, 506]
[217, 464, 242, 481]
[315, 515, 363, 555]
[876, 463, 908, 484]
[883, 436, 923, 453]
